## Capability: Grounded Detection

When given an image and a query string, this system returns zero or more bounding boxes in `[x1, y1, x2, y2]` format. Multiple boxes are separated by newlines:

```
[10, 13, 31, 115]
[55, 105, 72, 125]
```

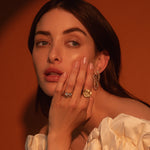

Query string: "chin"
[39, 82, 57, 97]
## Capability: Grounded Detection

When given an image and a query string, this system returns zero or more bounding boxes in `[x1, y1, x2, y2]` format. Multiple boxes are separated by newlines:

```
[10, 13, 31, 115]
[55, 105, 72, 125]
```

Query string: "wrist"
[48, 130, 72, 141]
[48, 126, 72, 137]
[47, 131, 72, 150]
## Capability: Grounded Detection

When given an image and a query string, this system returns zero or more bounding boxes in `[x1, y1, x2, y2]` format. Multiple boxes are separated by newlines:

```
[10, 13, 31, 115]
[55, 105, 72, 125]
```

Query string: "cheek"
[72, 47, 95, 61]
[32, 52, 45, 75]
[32, 53, 39, 70]
[79, 42, 95, 59]
[64, 46, 95, 65]
[85, 44, 96, 59]
[63, 50, 95, 74]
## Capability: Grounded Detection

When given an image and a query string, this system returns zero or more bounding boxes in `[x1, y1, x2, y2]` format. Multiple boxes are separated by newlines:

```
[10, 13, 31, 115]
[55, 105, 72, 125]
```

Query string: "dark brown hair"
[28, 0, 149, 117]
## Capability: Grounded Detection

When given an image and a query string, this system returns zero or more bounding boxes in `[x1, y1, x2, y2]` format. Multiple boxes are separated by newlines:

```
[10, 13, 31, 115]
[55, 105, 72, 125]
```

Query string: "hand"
[48, 57, 94, 136]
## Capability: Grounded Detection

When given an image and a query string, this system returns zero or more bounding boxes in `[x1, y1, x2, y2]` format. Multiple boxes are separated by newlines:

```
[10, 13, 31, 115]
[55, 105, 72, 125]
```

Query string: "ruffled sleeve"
[84, 113, 150, 150]
[25, 114, 150, 150]
[25, 134, 47, 150]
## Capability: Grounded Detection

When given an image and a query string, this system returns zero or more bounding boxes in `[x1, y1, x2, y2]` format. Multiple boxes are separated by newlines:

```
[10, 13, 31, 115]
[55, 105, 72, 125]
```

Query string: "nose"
[47, 46, 62, 64]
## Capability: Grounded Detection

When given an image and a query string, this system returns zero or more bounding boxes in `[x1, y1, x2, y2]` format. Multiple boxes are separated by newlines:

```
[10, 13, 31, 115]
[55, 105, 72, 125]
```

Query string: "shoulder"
[85, 111, 150, 150]
[115, 97, 150, 120]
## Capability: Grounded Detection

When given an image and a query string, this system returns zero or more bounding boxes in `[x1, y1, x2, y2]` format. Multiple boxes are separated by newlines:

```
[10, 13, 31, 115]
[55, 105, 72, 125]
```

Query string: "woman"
[25, 0, 150, 149]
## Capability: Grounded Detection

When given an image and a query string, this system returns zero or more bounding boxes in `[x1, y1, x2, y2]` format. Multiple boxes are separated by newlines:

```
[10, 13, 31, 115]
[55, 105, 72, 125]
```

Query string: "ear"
[94, 50, 110, 73]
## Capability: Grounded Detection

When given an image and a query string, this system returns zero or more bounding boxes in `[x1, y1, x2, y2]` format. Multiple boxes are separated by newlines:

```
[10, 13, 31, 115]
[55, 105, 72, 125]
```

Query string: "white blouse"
[25, 114, 150, 150]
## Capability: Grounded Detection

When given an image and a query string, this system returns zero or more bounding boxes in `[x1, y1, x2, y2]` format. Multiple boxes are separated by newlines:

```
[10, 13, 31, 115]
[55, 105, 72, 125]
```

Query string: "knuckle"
[72, 67, 78, 74]
[76, 78, 84, 86]
[67, 82, 74, 89]
[85, 82, 92, 89]
[86, 74, 91, 82]
[84, 78, 93, 88]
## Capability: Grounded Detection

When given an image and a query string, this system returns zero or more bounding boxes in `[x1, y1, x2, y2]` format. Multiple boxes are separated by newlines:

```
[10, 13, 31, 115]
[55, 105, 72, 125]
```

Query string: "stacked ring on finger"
[82, 89, 92, 98]
[64, 92, 73, 98]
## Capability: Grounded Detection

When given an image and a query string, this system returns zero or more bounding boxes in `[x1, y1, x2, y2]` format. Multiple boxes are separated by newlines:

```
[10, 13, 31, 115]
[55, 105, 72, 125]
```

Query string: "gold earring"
[93, 71, 100, 90]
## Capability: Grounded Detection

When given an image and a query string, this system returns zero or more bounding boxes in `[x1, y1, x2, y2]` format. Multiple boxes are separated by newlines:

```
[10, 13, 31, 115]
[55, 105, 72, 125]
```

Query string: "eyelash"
[67, 40, 80, 48]
[35, 40, 50, 47]
[34, 40, 80, 48]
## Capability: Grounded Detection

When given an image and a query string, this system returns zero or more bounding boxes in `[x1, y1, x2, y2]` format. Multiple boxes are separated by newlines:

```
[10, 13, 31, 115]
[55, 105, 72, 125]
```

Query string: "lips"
[44, 68, 63, 82]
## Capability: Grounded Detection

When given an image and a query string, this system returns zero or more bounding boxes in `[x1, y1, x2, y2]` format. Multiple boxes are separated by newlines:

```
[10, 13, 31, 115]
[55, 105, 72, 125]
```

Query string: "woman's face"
[32, 8, 96, 96]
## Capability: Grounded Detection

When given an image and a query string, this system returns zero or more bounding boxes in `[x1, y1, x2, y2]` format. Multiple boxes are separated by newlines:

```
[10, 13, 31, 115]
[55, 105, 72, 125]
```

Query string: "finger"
[53, 72, 67, 102]
[79, 62, 94, 106]
[84, 63, 94, 117]
[64, 60, 80, 97]
[82, 62, 94, 96]
[73, 57, 88, 100]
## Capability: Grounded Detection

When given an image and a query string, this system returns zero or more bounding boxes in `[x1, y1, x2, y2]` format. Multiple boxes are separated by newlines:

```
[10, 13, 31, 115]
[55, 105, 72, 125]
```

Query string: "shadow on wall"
[0, 0, 31, 28]
[22, 91, 48, 136]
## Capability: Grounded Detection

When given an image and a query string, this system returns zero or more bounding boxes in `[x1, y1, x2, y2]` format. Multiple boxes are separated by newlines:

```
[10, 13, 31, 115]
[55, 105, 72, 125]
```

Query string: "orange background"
[0, 0, 150, 150]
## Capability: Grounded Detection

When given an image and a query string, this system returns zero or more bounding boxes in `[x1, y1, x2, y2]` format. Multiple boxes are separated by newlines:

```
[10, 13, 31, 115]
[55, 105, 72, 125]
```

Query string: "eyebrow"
[35, 31, 51, 36]
[63, 27, 87, 36]
[35, 27, 87, 37]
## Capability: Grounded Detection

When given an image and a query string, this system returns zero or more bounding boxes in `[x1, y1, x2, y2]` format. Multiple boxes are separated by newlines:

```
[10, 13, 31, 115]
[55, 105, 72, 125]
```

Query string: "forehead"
[36, 8, 92, 37]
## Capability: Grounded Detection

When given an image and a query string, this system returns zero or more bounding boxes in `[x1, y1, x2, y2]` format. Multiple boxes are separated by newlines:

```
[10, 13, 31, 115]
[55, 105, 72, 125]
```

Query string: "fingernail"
[83, 57, 87, 64]
[90, 63, 94, 70]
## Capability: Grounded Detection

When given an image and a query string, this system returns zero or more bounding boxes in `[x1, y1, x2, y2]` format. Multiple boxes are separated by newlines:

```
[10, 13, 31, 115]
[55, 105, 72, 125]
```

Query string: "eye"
[35, 40, 50, 47]
[67, 41, 80, 47]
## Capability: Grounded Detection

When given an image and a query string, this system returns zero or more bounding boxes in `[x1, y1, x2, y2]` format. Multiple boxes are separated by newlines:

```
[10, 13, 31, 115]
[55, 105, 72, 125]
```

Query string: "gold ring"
[82, 89, 92, 98]
[64, 92, 72, 97]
